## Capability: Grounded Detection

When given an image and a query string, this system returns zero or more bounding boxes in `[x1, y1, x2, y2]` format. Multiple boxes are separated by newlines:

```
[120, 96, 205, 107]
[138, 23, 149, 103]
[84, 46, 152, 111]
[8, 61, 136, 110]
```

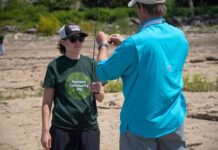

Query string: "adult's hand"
[108, 34, 124, 47]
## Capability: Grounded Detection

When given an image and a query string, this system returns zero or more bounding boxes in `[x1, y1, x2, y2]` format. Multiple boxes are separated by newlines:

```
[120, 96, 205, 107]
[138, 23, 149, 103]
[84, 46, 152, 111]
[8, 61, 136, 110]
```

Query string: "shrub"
[113, 8, 129, 21]
[0, 5, 48, 29]
[83, 8, 98, 21]
[215, 77, 218, 91]
[195, 5, 218, 17]
[79, 21, 96, 33]
[84, 8, 134, 23]
[109, 18, 131, 34]
[104, 79, 123, 93]
[183, 74, 218, 92]
[52, 10, 85, 25]
[37, 15, 60, 35]
[166, 0, 176, 18]
[173, 7, 190, 17]
[35, 88, 43, 97]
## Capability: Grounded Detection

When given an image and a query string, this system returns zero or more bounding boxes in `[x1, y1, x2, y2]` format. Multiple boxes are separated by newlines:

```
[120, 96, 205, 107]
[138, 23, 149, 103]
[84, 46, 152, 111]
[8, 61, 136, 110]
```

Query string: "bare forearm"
[42, 104, 51, 132]
[97, 47, 108, 62]
[41, 88, 54, 132]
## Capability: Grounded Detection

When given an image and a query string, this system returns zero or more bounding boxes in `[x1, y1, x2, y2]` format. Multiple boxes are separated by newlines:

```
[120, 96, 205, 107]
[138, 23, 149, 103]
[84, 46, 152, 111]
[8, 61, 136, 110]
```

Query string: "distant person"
[41, 23, 104, 150]
[96, 0, 189, 150]
[0, 34, 5, 55]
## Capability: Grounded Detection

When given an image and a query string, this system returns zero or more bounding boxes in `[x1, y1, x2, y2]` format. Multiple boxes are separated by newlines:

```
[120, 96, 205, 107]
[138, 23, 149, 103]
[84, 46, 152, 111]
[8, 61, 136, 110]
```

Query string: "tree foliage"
[33, 0, 79, 11]
[0, 0, 217, 34]
[37, 15, 60, 35]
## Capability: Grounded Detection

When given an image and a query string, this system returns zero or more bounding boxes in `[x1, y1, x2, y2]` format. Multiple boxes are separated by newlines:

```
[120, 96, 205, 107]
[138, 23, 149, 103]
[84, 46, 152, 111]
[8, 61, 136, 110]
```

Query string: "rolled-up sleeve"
[96, 37, 137, 81]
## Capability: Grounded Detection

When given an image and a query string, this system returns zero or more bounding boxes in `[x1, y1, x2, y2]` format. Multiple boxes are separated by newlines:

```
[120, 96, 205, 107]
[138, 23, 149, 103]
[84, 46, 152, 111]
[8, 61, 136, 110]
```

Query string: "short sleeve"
[43, 65, 56, 88]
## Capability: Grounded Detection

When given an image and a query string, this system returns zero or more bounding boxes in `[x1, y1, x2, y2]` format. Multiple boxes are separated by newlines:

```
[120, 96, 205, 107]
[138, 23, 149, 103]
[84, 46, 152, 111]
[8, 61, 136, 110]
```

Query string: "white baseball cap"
[59, 24, 88, 40]
[128, 0, 165, 7]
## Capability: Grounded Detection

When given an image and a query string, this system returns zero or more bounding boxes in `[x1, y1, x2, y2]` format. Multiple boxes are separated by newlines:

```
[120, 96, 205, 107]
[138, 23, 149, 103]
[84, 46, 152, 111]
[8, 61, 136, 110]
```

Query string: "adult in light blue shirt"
[96, 0, 189, 149]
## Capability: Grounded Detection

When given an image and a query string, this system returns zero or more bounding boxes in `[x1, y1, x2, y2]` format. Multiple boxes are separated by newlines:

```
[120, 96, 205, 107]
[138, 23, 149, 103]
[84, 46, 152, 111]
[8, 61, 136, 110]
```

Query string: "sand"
[0, 29, 218, 150]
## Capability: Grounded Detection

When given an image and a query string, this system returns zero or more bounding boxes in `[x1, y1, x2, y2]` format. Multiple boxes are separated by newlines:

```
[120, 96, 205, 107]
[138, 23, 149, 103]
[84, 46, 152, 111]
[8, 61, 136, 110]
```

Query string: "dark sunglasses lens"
[69, 36, 85, 43]
[69, 37, 76, 43]
[78, 37, 85, 42]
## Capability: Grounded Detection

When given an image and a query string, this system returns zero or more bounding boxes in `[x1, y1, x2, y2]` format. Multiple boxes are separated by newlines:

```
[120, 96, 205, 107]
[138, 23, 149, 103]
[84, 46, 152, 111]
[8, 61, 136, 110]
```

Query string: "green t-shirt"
[43, 55, 100, 130]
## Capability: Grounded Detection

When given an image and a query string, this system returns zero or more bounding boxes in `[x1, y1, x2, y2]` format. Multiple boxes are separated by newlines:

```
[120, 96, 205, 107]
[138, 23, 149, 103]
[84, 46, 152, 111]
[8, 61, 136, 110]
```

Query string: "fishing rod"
[91, 0, 100, 84]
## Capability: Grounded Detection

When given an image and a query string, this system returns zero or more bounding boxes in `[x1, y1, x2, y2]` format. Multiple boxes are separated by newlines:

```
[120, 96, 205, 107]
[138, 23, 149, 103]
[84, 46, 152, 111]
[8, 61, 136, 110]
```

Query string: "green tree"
[81, 0, 130, 8]
[165, 0, 177, 18]
[81, 0, 109, 8]
[33, 0, 79, 11]
[110, 0, 129, 8]
[3, 0, 30, 10]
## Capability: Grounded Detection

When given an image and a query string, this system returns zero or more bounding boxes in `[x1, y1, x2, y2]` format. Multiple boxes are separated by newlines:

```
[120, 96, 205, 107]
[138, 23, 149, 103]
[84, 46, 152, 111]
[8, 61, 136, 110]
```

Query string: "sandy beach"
[0, 29, 218, 150]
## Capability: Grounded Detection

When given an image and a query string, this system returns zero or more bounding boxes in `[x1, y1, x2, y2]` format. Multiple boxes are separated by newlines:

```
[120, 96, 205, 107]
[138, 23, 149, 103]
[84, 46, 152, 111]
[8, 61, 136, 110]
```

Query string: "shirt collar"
[138, 17, 165, 32]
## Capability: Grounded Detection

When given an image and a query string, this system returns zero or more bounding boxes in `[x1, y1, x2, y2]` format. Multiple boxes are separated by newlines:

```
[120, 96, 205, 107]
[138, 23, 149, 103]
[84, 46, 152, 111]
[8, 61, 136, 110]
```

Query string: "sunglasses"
[67, 36, 85, 43]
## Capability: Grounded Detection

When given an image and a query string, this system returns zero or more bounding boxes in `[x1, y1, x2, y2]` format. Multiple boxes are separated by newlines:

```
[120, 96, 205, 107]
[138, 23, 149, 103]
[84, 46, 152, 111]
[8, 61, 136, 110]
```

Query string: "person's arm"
[41, 87, 54, 150]
[96, 31, 109, 61]
[96, 31, 136, 81]
[97, 45, 108, 61]
[96, 31, 124, 62]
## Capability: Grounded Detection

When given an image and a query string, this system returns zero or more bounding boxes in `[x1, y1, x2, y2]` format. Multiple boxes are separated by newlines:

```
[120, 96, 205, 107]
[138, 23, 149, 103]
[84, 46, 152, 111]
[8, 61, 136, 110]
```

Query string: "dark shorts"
[49, 126, 100, 150]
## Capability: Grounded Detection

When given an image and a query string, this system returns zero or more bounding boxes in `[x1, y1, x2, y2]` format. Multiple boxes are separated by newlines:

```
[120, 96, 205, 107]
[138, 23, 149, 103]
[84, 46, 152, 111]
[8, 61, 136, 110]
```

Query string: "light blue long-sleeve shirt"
[96, 17, 189, 138]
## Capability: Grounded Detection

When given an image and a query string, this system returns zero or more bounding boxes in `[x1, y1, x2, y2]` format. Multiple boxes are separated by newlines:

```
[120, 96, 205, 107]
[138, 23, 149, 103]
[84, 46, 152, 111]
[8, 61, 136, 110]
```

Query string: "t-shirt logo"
[65, 72, 91, 100]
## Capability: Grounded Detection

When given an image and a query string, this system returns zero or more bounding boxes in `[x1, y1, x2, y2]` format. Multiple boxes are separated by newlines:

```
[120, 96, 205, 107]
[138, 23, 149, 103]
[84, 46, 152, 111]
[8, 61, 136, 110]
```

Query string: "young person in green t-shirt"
[41, 23, 105, 150]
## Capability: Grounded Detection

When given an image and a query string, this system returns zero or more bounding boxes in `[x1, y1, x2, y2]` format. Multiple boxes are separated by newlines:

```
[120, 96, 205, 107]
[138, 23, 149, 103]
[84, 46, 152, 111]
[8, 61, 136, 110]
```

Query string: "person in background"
[41, 23, 104, 150]
[0, 33, 6, 55]
[96, 0, 189, 149]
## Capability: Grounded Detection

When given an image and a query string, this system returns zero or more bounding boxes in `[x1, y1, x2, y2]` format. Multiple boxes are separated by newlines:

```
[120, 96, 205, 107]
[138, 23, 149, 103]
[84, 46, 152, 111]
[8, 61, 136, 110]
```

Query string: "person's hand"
[108, 34, 124, 47]
[90, 82, 104, 102]
[96, 31, 108, 44]
[41, 130, 51, 150]
[89, 82, 102, 93]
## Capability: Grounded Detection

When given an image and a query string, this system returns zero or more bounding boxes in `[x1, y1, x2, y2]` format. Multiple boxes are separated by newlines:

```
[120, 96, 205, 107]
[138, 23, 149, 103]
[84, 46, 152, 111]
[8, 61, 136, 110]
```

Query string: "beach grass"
[104, 74, 218, 93]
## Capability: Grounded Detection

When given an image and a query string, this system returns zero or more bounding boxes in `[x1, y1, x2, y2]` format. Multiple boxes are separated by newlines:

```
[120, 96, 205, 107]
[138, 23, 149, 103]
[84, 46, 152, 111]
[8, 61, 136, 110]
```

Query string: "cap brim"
[128, 0, 136, 7]
[66, 31, 88, 38]
[79, 32, 88, 37]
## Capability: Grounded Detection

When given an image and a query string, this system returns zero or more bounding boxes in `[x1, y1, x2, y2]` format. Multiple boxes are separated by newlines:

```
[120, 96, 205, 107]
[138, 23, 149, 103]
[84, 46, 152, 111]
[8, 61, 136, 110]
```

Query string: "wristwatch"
[98, 43, 108, 50]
